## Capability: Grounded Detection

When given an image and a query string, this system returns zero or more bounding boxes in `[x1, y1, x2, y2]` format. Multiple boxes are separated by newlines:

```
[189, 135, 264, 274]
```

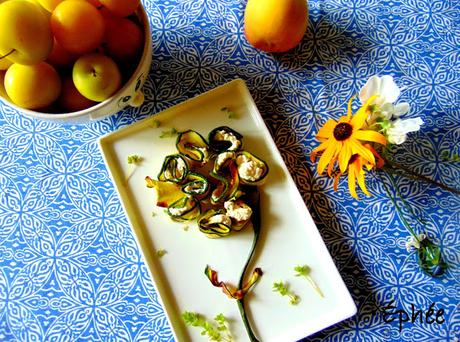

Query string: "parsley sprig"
[151, 119, 161, 128]
[221, 107, 237, 119]
[273, 281, 300, 305]
[127, 155, 143, 165]
[294, 265, 324, 298]
[182, 311, 233, 342]
[156, 249, 167, 257]
[159, 127, 178, 138]
[125, 154, 143, 183]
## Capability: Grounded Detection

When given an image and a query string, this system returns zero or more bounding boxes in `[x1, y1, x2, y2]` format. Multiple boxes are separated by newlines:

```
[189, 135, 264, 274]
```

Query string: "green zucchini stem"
[237, 189, 261, 342]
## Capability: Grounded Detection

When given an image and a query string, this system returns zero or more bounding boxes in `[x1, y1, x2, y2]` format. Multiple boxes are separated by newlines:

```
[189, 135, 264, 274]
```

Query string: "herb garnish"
[159, 127, 178, 138]
[221, 107, 237, 119]
[127, 154, 142, 165]
[182, 311, 233, 342]
[294, 265, 324, 298]
[151, 119, 161, 128]
[273, 281, 300, 305]
[156, 249, 167, 257]
[126, 154, 143, 183]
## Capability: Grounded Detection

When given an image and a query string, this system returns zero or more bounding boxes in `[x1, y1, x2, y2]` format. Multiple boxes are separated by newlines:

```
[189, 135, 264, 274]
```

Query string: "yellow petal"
[318, 141, 337, 174]
[357, 170, 370, 196]
[316, 120, 338, 139]
[350, 95, 378, 129]
[338, 142, 352, 173]
[310, 151, 318, 163]
[347, 95, 356, 119]
[354, 130, 387, 145]
[312, 139, 330, 154]
[348, 164, 358, 199]
[355, 155, 363, 170]
[365, 143, 386, 168]
[338, 116, 349, 123]
[311, 139, 330, 162]
[333, 173, 341, 191]
[350, 139, 375, 165]
[327, 156, 337, 176]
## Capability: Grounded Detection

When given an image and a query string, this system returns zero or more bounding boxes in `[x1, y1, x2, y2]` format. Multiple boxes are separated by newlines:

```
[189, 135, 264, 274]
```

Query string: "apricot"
[0, 0, 53, 64]
[72, 53, 121, 102]
[244, 0, 308, 53]
[37, 0, 62, 12]
[0, 57, 12, 70]
[104, 15, 143, 62]
[46, 38, 79, 68]
[99, 0, 139, 17]
[25, 0, 51, 16]
[85, 0, 101, 7]
[0, 70, 12, 102]
[4, 62, 61, 109]
[50, 0, 104, 54]
[59, 76, 96, 112]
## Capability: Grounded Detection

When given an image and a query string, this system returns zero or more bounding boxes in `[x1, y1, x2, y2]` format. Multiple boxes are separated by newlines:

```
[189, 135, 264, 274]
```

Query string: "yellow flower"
[346, 154, 372, 199]
[333, 144, 385, 199]
[311, 95, 387, 175]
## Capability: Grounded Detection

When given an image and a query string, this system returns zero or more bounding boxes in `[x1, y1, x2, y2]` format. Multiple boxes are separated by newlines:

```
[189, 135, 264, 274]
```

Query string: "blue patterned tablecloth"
[1, 0, 459, 341]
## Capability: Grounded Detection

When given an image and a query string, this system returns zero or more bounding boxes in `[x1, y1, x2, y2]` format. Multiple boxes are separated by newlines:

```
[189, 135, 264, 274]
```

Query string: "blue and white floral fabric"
[0, 0, 459, 341]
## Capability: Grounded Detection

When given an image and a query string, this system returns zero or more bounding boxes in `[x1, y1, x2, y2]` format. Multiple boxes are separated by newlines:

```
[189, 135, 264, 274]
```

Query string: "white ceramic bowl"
[0, 5, 152, 123]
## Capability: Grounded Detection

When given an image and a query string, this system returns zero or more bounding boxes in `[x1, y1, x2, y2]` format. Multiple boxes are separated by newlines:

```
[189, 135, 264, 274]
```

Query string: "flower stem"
[382, 159, 460, 195]
[385, 171, 426, 228]
[236, 299, 258, 342]
[237, 188, 261, 342]
[378, 171, 447, 277]
[378, 172, 420, 242]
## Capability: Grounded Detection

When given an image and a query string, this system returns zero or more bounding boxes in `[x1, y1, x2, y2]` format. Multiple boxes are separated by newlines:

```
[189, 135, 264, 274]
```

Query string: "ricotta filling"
[214, 130, 241, 151]
[168, 197, 193, 216]
[168, 205, 190, 216]
[224, 200, 252, 223]
[236, 155, 264, 181]
[207, 214, 232, 227]
[215, 152, 234, 169]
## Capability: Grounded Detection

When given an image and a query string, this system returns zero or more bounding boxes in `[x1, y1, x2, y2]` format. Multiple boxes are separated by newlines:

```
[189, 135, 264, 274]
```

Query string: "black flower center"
[333, 123, 353, 141]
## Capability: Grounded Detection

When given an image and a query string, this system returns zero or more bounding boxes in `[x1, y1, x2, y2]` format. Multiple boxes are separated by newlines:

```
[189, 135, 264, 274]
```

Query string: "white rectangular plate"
[98, 79, 356, 342]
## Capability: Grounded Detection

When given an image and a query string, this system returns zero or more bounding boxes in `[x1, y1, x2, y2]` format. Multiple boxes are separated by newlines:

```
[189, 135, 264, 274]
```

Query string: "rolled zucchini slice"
[167, 196, 201, 222]
[212, 151, 236, 174]
[210, 162, 239, 204]
[158, 154, 188, 183]
[208, 126, 243, 153]
[224, 199, 253, 231]
[176, 130, 209, 163]
[198, 209, 232, 238]
[235, 151, 269, 185]
[181, 172, 209, 197]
